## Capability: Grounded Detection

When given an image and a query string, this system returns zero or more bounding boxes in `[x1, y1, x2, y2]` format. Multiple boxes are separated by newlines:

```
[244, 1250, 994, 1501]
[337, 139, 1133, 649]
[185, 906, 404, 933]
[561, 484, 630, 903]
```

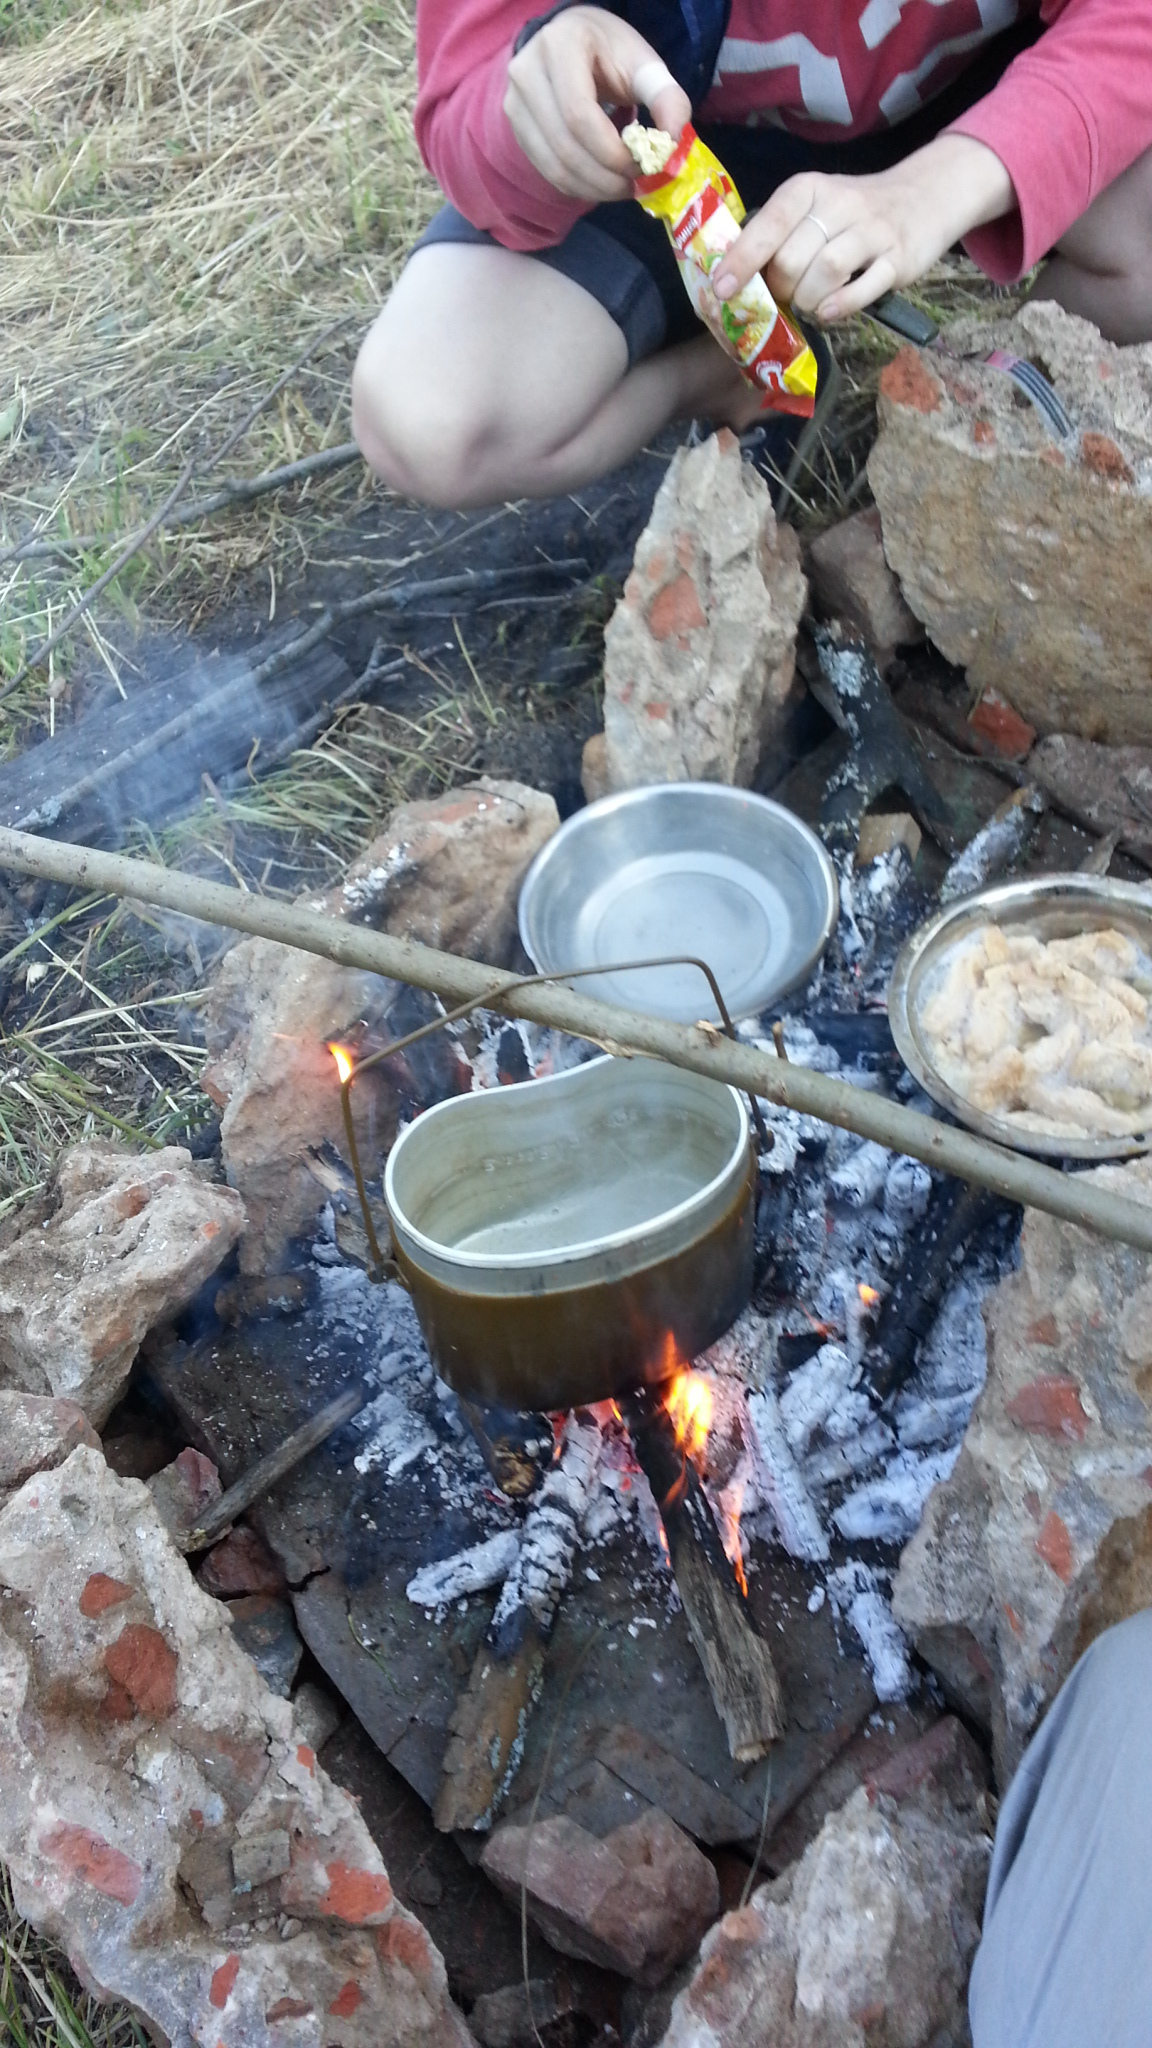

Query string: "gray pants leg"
[970, 1608, 1152, 2047]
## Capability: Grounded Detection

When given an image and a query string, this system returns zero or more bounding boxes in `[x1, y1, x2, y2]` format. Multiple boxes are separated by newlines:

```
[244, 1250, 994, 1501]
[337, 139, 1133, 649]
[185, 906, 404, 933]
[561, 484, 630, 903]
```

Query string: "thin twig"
[208, 314, 358, 469]
[3, 458, 195, 698]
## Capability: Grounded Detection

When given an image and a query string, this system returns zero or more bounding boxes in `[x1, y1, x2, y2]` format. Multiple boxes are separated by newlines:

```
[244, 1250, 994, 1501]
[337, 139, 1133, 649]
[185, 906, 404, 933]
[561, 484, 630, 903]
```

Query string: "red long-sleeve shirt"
[414, 0, 1152, 282]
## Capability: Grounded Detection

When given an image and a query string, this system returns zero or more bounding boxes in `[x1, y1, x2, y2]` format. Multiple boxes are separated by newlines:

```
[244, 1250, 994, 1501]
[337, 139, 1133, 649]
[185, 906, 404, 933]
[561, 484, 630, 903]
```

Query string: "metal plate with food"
[889, 876, 1152, 1160]
[518, 782, 838, 1023]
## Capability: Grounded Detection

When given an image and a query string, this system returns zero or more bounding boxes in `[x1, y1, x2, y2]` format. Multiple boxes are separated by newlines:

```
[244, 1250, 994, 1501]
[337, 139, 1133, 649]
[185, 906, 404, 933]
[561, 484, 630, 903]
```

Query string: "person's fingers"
[505, 88, 604, 197]
[542, 41, 639, 184]
[776, 223, 883, 312]
[760, 215, 844, 302]
[713, 178, 823, 298]
[817, 251, 900, 322]
[506, 75, 633, 198]
[630, 57, 692, 137]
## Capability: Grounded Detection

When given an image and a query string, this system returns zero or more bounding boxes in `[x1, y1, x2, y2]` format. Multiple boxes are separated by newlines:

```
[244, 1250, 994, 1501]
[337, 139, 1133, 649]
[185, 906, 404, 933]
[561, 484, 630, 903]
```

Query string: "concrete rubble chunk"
[0, 1442, 472, 2046]
[804, 506, 922, 671]
[0, 1144, 244, 1428]
[0, 1391, 99, 1493]
[602, 428, 807, 790]
[869, 302, 1152, 746]
[481, 1808, 720, 1987]
[202, 777, 556, 1272]
[659, 1747, 990, 2047]
[1029, 730, 1152, 863]
[893, 1153, 1152, 1784]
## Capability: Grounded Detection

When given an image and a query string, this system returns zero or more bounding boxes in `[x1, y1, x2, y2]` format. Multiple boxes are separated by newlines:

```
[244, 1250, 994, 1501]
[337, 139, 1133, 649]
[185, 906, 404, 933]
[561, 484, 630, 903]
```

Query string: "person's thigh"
[352, 242, 628, 508]
[970, 1610, 1152, 2048]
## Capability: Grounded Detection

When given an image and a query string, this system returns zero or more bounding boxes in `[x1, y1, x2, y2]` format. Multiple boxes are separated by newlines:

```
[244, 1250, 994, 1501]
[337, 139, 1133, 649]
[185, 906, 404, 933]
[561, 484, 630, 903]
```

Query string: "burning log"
[864, 1180, 1002, 1406]
[621, 1383, 784, 1763]
[434, 1412, 603, 1834]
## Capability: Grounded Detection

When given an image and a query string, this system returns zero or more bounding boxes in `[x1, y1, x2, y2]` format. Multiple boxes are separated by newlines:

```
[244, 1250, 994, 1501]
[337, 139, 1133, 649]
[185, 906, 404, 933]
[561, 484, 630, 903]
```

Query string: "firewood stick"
[621, 1388, 783, 1762]
[0, 828, 1151, 1255]
[434, 1413, 602, 1834]
[178, 1383, 366, 1552]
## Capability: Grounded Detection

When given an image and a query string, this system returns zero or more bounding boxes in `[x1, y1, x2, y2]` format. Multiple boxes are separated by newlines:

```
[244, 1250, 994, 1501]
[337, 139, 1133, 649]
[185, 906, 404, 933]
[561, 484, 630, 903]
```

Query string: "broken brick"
[878, 346, 942, 415]
[79, 1573, 135, 1619]
[104, 1624, 178, 1718]
[1005, 1378, 1089, 1441]
[39, 1823, 142, 1908]
[1035, 1511, 1075, 1583]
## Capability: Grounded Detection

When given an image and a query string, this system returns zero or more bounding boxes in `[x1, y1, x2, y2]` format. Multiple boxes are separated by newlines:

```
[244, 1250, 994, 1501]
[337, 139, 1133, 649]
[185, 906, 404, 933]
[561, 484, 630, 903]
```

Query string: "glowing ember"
[719, 1476, 748, 1596]
[858, 1283, 881, 1308]
[663, 1365, 714, 1462]
[328, 1042, 354, 1086]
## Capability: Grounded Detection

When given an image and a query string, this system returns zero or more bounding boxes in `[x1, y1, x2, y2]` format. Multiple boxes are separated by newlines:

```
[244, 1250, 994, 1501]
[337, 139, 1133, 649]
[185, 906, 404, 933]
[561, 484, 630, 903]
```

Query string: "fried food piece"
[920, 921, 1152, 1140]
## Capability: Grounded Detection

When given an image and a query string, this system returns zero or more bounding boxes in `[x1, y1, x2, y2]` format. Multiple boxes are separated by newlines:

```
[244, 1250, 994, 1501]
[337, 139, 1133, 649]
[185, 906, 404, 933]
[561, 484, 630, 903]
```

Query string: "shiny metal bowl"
[385, 1054, 754, 1408]
[889, 875, 1152, 1161]
[518, 783, 838, 1024]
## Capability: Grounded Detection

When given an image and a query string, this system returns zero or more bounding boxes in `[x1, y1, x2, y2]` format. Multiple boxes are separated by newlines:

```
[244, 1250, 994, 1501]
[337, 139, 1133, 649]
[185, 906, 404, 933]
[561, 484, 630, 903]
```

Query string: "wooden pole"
[1, 826, 1151, 1253]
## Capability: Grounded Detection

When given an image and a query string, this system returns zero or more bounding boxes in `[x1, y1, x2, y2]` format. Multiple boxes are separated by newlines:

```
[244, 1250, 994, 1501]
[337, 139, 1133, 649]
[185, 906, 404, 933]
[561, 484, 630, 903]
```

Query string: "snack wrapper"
[625, 123, 817, 417]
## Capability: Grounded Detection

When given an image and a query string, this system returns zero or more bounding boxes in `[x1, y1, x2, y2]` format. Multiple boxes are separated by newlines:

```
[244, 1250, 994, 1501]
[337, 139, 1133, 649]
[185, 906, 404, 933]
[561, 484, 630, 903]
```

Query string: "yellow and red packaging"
[631, 125, 817, 417]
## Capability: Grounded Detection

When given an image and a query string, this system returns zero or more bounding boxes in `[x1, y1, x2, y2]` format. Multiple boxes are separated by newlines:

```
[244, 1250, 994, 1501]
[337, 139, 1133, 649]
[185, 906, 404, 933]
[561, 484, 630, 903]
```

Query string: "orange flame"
[328, 1042, 354, 1086]
[858, 1283, 881, 1308]
[663, 1367, 714, 1463]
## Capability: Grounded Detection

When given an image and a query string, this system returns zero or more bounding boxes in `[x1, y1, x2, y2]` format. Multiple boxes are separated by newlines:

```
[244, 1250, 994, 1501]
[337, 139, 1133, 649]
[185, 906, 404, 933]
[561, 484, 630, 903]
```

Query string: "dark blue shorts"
[412, 16, 1040, 365]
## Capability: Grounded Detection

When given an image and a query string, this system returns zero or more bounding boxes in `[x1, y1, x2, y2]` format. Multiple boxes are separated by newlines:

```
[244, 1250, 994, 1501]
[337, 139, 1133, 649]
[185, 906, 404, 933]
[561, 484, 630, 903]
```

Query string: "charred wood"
[434, 1412, 602, 1834]
[621, 1387, 784, 1761]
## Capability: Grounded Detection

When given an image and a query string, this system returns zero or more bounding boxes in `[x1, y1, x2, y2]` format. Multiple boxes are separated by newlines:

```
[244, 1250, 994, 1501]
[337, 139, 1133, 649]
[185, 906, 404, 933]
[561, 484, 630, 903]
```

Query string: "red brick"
[321, 1861, 393, 1923]
[377, 1914, 435, 1981]
[644, 701, 670, 720]
[101, 1679, 137, 1723]
[1004, 1603, 1023, 1635]
[328, 1981, 365, 2018]
[267, 1998, 312, 2021]
[646, 572, 706, 642]
[1025, 1313, 1060, 1347]
[198, 1526, 286, 1599]
[104, 1624, 178, 1718]
[296, 1744, 316, 1773]
[1005, 1377, 1088, 1441]
[79, 1573, 135, 1619]
[879, 347, 942, 415]
[210, 1954, 241, 2010]
[39, 1823, 142, 1906]
[1036, 1510, 1075, 1583]
[1080, 432, 1134, 484]
[973, 418, 996, 446]
[969, 689, 1037, 761]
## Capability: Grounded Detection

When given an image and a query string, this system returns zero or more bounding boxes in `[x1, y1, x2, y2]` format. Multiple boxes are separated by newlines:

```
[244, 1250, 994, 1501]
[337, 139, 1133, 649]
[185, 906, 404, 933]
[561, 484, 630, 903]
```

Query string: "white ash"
[884, 1154, 932, 1228]
[340, 842, 413, 916]
[490, 1413, 603, 1634]
[911, 1271, 991, 1401]
[779, 1342, 858, 1458]
[353, 1386, 437, 1478]
[829, 1139, 892, 1209]
[827, 1562, 913, 1703]
[315, 1269, 430, 1390]
[833, 1446, 959, 1544]
[803, 1417, 895, 1493]
[895, 1389, 979, 1450]
[468, 1014, 537, 1091]
[406, 1528, 522, 1611]
[858, 844, 914, 921]
[744, 1383, 830, 1565]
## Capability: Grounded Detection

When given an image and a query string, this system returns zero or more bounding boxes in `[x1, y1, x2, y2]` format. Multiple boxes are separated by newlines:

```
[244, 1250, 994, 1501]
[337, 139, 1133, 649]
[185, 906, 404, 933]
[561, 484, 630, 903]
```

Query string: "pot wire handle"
[333, 954, 771, 1279]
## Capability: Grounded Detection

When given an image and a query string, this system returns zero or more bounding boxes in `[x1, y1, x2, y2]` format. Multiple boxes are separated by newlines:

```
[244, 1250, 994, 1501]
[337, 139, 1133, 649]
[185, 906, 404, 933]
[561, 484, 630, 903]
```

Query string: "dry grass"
[0, 0, 439, 727]
[0, 1867, 148, 2046]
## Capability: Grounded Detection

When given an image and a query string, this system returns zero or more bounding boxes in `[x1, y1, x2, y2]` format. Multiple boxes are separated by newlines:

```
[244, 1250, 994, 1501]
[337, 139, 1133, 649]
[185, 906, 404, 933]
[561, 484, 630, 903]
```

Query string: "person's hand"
[712, 134, 1014, 323]
[504, 4, 691, 201]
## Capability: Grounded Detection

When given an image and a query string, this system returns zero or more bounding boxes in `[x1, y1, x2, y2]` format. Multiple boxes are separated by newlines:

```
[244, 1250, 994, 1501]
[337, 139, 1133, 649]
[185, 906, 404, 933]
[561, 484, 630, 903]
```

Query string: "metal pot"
[385, 1055, 755, 1410]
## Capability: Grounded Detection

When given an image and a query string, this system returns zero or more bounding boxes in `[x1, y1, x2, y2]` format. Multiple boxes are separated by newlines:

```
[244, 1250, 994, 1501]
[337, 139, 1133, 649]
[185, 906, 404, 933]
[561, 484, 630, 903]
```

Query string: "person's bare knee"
[351, 243, 630, 508]
[1033, 143, 1152, 344]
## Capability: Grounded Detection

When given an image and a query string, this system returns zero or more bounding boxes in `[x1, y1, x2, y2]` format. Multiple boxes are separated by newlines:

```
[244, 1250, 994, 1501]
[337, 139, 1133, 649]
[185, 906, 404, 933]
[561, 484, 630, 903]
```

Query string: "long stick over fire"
[1, 827, 1152, 1252]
